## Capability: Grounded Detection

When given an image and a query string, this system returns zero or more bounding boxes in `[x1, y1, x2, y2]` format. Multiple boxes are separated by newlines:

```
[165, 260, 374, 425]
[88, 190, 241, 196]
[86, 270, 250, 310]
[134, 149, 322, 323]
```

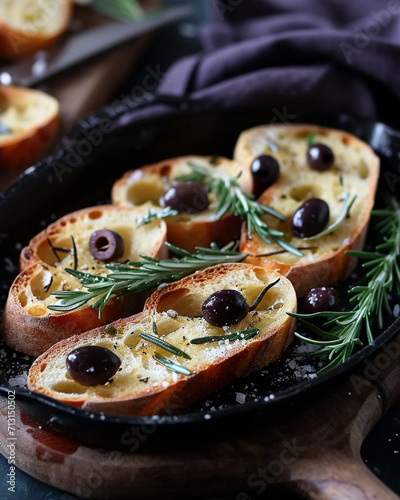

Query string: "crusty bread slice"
[0, 86, 59, 170]
[0, 0, 72, 59]
[111, 155, 252, 252]
[234, 124, 380, 297]
[27, 263, 296, 416]
[2, 205, 167, 356]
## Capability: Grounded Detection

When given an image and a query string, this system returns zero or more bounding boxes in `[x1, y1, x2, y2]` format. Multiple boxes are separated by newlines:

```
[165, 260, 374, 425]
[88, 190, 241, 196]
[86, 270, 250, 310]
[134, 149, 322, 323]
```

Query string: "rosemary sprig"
[137, 207, 179, 226]
[191, 328, 260, 345]
[303, 192, 357, 241]
[176, 161, 302, 256]
[48, 242, 249, 317]
[140, 333, 191, 360]
[153, 353, 191, 376]
[290, 198, 400, 374]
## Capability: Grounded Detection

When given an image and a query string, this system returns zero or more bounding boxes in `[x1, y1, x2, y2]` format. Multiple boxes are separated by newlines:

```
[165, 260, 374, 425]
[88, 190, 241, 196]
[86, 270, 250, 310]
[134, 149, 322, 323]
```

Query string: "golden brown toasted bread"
[234, 124, 380, 296]
[2, 205, 167, 356]
[111, 155, 252, 252]
[27, 263, 296, 416]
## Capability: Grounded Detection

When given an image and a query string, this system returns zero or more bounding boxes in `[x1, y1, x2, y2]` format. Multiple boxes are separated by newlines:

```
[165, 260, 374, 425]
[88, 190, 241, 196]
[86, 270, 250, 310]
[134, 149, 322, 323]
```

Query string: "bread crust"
[2, 205, 167, 356]
[0, 86, 59, 170]
[235, 124, 380, 296]
[27, 263, 297, 416]
[112, 155, 252, 252]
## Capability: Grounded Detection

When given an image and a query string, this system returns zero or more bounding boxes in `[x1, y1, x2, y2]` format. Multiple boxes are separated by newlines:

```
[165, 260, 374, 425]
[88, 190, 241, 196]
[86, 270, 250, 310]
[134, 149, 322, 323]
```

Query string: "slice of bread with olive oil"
[2, 205, 168, 356]
[27, 263, 296, 416]
[111, 155, 252, 253]
[234, 125, 380, 296]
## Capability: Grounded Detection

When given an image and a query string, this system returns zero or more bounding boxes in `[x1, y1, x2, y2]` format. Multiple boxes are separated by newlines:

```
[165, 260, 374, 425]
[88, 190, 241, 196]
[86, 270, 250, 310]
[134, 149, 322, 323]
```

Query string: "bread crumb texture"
[29, 264, 296, 404]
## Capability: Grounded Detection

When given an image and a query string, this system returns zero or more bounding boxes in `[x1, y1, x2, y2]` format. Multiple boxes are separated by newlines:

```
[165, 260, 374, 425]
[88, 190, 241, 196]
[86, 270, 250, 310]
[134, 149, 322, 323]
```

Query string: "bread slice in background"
[0, 86, 59, 170]
[112, 155, 252, 252]
[27, 263, 296, 416]
[0, 0, 72, 59]
[234, 124, 380, 297]
[2, 205, 167, 356]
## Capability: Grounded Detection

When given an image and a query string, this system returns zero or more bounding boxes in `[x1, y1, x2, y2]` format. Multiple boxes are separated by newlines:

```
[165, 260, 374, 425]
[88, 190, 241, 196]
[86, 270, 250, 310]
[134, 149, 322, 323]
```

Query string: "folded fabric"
[157, 0, 400, 123]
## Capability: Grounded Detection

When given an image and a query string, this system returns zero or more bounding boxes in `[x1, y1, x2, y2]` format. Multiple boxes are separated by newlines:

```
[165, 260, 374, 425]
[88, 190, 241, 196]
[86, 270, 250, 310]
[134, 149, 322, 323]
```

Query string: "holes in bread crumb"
[358, 161, 369, 179]
[289, 185, 318, 202]
[341, 136, 350, 145]
[69, 217, 76, 223]
[60, 221, 67, 227]
[88, 210, 103, 220]
[52, 381, 87, 394]
[155, 289, 202, 317]
[27, 305, 47, 317]
[126, 177, 164, 206]
[18, 290, 27, 307]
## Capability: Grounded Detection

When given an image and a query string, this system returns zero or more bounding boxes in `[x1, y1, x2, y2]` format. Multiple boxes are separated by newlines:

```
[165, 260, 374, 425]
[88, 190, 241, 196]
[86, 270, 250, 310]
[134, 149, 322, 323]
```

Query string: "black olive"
[202, 289, 249, 328]
[251, 154, 280, 197]
[160, 182, 209, 214]
[291, 198, 330, 238]
[304, 287, 340, 314]
[66, 345, 121, 386]
[89, 229, 124, 261]
[307, 143, 335, 171]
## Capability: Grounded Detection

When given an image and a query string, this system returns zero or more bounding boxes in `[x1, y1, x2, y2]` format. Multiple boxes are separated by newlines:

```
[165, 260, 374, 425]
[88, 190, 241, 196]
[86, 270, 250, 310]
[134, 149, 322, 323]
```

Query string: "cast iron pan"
[0, 94, 399, 450]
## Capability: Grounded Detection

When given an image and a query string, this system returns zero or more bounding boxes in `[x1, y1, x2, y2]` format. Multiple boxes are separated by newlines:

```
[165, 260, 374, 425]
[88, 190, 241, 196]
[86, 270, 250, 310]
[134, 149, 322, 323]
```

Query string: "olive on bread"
[111, 155, 252, 252]
[234, 124, 380, 296]
[2, 205, 167, 356]
[27, 263, 297, 416]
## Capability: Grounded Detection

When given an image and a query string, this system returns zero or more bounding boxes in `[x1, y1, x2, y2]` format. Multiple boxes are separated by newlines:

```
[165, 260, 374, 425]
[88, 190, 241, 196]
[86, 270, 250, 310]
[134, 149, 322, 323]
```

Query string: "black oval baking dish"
[0, 95, 399, 450]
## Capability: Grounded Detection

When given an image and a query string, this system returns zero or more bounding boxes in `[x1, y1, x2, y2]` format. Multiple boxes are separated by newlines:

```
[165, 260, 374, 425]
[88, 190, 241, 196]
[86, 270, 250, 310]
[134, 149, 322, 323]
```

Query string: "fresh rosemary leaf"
[153, 353, 191, 376]
[140, 333, 191, 360]
[248, 279, 280, 312]
[148, 160, 299, 255]
[136, 207, 179, 226]
[48, 243, 248, 315]
[303, 192, 357, 241]
[48, 299, 89, 312]
[306, 132, 316, 148]
[64, 268, 111, 284]
[293, 197, 400, 374]
[191, 328, 260, 345]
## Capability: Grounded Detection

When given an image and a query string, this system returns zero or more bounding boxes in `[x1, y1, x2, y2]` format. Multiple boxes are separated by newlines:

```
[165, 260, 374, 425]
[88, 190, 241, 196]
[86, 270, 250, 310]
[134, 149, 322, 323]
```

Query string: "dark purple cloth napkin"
[158, 0, 400, 122]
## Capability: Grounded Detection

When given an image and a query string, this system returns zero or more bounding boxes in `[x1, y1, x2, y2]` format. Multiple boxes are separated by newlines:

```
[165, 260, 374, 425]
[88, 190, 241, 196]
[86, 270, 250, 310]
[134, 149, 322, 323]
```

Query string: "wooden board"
[1, 346, 400, 500]
[0, 2, 160, 192]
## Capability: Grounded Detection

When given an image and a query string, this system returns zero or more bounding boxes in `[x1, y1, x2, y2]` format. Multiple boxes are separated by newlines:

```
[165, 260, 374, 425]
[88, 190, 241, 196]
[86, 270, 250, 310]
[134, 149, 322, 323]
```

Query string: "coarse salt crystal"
[236, 392, 246, 404]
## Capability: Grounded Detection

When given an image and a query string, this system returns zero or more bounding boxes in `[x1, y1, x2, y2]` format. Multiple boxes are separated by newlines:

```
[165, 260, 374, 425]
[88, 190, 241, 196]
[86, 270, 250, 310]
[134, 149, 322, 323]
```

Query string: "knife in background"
[0, 5, 192, 88]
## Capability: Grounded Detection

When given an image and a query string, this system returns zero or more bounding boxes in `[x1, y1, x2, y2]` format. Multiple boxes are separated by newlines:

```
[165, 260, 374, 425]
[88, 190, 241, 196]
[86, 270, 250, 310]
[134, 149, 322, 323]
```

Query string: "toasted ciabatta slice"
[234, 124, 380, 297]
[27, 263, 296, 416]
[0, 86, 59, 170]
[2, 205, 167, 357]
[0, 0, 72, 60]
[111, 155, 252, 252]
